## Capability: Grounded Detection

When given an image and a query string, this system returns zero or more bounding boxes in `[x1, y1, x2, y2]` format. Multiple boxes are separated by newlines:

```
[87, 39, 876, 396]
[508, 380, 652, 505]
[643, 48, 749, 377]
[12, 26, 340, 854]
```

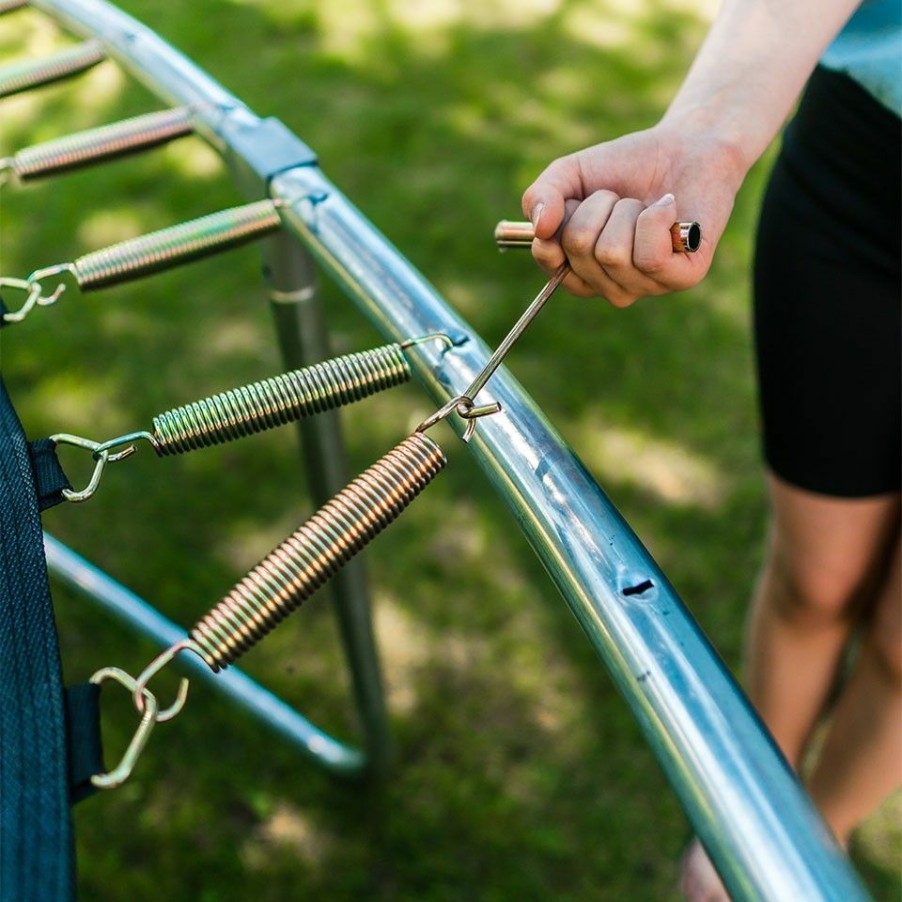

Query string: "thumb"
[521, 159, 578, 240]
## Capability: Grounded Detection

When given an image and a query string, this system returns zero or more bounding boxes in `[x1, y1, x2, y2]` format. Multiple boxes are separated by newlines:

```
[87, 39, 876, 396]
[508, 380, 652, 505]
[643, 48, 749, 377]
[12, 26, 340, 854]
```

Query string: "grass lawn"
[1, 1, 899, 899]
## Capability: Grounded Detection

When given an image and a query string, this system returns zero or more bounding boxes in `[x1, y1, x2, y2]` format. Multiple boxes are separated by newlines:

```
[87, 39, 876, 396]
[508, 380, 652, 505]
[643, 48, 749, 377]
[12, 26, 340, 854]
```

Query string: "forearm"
[662, 0, 861, 175]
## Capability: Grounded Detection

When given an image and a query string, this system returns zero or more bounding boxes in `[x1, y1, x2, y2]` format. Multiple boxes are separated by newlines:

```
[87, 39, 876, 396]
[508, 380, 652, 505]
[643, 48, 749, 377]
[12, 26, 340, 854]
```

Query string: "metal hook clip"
[89, 667, 160, 789]
[133, 640, 192, 723]
[415, 394, 502, 443]
[0, 277, 42, 324]
[93, 430, 158, 457]
[398, 332, 455, 352]
[414, 264, 568, 443]
[0, 266, 70, 324]
[50, 432, 137, 502]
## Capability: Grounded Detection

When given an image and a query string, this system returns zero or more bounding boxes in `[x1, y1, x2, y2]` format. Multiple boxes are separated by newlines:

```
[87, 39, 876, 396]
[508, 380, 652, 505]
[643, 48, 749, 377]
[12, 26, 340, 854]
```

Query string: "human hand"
[521, 123, 744, 306]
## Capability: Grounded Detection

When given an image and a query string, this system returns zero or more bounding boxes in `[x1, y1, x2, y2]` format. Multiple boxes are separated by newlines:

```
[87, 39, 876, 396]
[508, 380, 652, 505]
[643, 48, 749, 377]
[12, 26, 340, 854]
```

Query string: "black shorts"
[753, 66, 901, 498]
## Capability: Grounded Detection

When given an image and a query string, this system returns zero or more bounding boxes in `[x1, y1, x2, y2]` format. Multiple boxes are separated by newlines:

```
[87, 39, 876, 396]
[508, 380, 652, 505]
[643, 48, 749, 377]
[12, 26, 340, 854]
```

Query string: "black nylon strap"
[29, 439, 72, 511]
[64, 683, 104, 805]
[0, 377, 75, 900]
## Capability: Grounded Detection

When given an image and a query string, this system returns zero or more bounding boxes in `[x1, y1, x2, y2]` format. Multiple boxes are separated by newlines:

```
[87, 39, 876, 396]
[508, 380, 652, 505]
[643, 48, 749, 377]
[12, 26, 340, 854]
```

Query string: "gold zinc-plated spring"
[1, 108, 195, 181]
[51, 335, 450, 501]
[1, 200, 283, 323]
[188, 430, 447, 671]
[150, 342, 414, 455]
[0, 39, 105, 98]
[91, 431, 446, 785]
[72, 198, 282, 290]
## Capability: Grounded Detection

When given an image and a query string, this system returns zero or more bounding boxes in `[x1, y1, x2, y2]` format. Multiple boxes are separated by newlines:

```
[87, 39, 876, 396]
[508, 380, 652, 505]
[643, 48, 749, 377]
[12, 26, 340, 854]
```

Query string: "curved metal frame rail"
[11, 1, 871, 899]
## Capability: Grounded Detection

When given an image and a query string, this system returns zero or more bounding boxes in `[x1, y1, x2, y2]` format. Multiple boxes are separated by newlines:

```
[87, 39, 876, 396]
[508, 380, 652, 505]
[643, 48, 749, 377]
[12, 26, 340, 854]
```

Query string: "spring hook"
[415, 394, 502, 443]
[2, 107, 195, 182]
[0, 39, 105, 99]
[49, 433, 136, 503]
[0, 277, 43, 324]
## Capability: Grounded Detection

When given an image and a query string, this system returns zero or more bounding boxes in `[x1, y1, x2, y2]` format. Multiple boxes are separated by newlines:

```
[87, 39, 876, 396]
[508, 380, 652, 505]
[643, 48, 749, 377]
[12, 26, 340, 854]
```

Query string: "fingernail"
[654, 193, 675, 207]
[529, 202, 544, 228]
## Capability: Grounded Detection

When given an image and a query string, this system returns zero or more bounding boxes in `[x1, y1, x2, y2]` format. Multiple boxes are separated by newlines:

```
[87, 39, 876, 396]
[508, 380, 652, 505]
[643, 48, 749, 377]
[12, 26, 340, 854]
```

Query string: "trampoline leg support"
[264, 228, 393, 779]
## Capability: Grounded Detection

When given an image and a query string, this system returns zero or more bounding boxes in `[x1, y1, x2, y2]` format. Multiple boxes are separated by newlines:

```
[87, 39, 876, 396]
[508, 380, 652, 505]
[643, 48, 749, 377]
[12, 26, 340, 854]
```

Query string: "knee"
[762, 549, 863, 629]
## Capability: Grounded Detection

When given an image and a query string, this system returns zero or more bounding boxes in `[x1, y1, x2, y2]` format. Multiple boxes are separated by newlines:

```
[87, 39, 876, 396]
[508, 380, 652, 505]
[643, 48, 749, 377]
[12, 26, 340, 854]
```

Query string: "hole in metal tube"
[622, 579, 655, 597]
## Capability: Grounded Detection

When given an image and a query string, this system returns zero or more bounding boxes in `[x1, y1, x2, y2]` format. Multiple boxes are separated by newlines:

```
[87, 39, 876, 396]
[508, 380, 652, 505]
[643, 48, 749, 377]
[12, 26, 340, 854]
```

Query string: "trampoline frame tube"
[26, 1, 871, 899]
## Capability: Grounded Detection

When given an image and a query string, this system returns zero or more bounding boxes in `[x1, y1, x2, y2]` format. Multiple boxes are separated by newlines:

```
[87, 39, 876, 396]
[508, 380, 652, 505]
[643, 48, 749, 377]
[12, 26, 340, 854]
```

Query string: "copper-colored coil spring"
[72, 199, 281, 290]
[151, 343, 412, 455]
[189, 432, 446, 672]
[10, 108, 195, 181]
[0, 39, 105, 99]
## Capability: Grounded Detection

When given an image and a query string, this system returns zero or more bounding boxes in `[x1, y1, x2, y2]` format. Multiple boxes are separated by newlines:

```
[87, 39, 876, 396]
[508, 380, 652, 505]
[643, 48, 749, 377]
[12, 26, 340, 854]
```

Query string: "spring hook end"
[0, 266, 71, 324]
[415, 394, 502, 442]
[399, 332, 455, 352]
[457, 398, 503, 443]
[50, 433, 138, 502]
[0, 277, 42, 324]
[134, 640, 193, 723]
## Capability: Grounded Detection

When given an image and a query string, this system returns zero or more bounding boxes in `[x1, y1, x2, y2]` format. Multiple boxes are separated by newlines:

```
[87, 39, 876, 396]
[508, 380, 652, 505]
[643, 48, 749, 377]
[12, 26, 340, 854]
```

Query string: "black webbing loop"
[29, 438, 72, 511]
[0, 377, 75, 900]
[64, 683, 104, 804]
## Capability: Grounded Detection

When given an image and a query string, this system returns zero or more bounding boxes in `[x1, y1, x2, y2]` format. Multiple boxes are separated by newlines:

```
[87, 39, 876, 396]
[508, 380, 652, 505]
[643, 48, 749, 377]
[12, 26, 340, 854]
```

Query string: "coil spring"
[0, 39, 105, 99]
[72, 199, 282, 290]
[151, 343, 412, 455]
[189, 431, 446, 671]
[10, 108, 194, 181]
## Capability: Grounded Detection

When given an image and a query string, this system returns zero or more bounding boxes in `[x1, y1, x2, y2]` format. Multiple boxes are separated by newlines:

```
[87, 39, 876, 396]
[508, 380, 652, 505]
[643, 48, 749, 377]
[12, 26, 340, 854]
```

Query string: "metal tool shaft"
[495, 219, 702, 253]
[466, 215, 703, 404]
[462, 264, 568, 403]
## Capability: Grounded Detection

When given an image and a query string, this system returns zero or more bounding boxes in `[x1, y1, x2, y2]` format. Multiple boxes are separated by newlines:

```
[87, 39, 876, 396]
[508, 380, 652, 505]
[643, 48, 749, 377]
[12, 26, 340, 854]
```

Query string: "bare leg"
[681, 475, 901, 901]
[807, 542, 902, 844]
[744, 476, 900, 768]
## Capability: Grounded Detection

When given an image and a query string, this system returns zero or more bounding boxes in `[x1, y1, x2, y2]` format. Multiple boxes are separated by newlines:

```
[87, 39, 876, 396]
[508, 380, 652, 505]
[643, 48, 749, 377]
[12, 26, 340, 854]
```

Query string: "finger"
[531, 197, 580, 275]
[522, 154, 581, 239]
[634, 194, 687, 274]
[560, 189, 619, 269]
[589, 198, 663, 305]
[594, 197, 645, 274]
[634, 194, 707, 291]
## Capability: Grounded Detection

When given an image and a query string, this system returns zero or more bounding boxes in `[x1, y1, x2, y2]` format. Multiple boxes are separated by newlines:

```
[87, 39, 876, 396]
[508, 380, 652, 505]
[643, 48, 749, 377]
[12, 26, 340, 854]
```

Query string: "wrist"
[656, 106, 755, 193]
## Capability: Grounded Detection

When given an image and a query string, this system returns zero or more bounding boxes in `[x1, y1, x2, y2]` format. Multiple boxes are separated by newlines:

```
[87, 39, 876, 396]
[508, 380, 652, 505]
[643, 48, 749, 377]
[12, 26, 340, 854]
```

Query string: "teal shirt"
[821, 0, 902, 115]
